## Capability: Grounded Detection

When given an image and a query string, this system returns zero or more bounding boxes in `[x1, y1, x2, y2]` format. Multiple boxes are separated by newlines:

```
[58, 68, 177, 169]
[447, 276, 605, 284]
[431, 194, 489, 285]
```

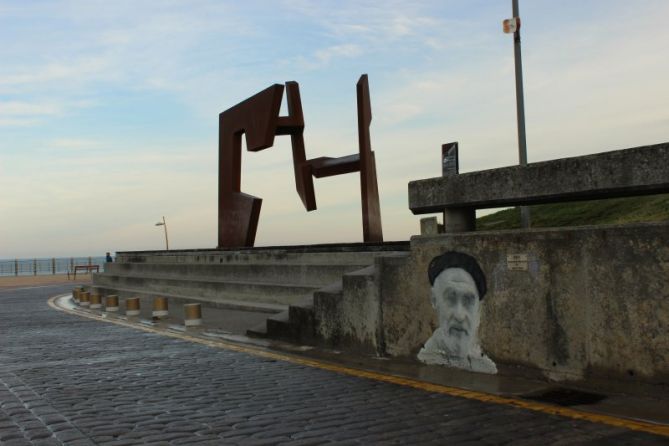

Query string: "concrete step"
[246, 322, 268, 338]
[312, 266, 382, 352]
[93, 273, 317, 306]
[265, 311, 297, 341]
[256, 296, 317, 343]
[313, 280, 345, 316]
[115, 244, 410, 265]
[90, 285, 287, 314]
[104, 262, 367, 287]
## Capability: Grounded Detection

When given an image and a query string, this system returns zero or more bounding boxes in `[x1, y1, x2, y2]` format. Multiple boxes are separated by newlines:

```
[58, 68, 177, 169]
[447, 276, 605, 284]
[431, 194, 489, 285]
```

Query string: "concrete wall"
[368, 222, 669, 385]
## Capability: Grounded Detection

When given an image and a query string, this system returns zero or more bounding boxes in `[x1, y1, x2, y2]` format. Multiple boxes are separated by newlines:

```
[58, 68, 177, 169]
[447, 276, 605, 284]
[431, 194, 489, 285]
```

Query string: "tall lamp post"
[155, 216, 169, 250]
[504, 0, 531, 228]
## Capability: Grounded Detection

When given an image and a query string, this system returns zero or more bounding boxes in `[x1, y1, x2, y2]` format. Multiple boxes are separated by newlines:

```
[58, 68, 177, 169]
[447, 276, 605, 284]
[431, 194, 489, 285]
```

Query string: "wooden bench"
[408, 143, 669, 232]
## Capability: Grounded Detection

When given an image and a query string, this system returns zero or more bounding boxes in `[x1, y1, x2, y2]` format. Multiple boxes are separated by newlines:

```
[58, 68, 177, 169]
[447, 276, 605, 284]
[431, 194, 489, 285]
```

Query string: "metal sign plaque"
[507, 253, 528, 271]
[442, 142, 459, 177]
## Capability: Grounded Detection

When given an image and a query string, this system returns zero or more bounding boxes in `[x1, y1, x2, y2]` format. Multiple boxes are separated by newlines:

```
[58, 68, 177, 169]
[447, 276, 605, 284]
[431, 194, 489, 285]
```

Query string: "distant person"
[105, 252, 113, 263]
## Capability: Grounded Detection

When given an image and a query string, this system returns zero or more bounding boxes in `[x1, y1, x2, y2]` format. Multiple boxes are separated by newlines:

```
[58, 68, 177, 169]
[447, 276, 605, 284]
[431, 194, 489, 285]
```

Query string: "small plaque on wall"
[507, 253, 528, 271]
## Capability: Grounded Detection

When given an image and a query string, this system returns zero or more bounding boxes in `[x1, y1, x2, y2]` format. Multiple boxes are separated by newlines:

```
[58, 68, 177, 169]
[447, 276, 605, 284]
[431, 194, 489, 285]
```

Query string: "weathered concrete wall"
[376, 222, 669, 385]
[314, 266, 382, 353]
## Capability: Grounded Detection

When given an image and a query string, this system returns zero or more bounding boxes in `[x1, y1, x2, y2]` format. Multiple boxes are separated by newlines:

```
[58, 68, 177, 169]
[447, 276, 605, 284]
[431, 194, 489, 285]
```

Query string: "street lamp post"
[155, 216, 169, 250]
[505, 0, 531, 228]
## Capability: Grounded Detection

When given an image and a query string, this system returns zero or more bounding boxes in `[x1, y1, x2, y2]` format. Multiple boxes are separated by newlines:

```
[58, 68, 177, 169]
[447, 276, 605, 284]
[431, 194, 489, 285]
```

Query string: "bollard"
[152, 297, 168, 318]
[72, 288, 80, 303]
[183, 303, 202, 327]
[126, 297, 140, 316]
[79, 291, 90, 307]
[74, 287, 85, 303]
[90, 293, 102, 309]
[105, 295, 119, 312]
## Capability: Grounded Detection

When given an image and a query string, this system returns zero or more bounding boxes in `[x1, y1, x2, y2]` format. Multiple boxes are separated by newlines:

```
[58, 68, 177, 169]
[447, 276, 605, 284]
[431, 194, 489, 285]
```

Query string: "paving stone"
[31, 439, 61, 446]
[2, 439, 33, 446]
[25, 428, 54, 440]
[0, 431, 26, 442]
[53, 428, 87, 442]
[278, 439, 328, 446]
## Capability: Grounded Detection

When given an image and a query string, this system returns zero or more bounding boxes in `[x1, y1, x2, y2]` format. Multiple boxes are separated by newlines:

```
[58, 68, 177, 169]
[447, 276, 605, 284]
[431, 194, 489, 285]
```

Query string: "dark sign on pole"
[441, 142, 459, 176]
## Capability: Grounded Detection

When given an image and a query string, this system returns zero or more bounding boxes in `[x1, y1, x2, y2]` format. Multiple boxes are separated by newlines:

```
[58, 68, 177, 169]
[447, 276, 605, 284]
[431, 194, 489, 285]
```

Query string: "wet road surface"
[1, 285, 667, 445]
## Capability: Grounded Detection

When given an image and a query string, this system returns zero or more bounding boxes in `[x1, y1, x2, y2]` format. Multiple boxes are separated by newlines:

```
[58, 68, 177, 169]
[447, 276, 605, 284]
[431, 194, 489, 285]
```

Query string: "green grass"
[476, 194, 669, 231]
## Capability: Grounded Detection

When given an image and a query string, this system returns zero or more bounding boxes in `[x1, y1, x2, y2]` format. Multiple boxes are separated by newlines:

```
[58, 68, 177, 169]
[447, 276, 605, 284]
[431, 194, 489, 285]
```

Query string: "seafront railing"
[0, 257, 107, 276]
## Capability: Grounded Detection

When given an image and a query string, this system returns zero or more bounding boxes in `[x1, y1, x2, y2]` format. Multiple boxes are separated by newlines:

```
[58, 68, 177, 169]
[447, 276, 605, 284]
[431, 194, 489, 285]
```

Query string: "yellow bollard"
[152, 297, 168, 318]
[183, 303, 202, 327]
[105, 295, 119, 312]
[90, 293, 102, 309]
[126, 297, 140, 316]
[79, 291, 90, 307]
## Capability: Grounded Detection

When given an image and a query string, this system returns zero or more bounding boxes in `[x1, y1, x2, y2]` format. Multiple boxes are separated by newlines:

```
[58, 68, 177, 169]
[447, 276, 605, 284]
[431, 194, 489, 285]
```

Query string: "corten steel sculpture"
[218, 74, 383, 248]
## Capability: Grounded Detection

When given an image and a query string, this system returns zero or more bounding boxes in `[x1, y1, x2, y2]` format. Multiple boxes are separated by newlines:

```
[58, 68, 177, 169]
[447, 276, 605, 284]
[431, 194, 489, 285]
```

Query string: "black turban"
[427, 251, 487, 299]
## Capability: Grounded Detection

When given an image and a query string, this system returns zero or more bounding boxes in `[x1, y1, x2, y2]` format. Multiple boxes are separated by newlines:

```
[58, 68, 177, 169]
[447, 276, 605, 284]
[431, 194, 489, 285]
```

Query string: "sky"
[1, 0, 668, 258]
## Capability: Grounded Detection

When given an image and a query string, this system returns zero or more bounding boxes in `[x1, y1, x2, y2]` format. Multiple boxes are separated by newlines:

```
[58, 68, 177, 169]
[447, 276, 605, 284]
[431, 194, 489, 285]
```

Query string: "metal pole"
[14, 259, 18, 276]
[52, 258, 55, 275]
[162, 216, 169, 250]
[512, 0, 531, 228]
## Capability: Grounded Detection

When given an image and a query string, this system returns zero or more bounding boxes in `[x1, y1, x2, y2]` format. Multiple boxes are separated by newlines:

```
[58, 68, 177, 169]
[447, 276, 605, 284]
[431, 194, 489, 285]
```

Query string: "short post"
[420, 217, 440, 236]
[88, 256, 92, 266]
[90, 292, 102, 309]
[79, 291, 90, 307]
[125, 297, 140, 317]
[14, 259, 18, 276]
[440, 142, 475, 233]
[52, 258, 56, 275]
[72, 288, 80, 303]
[33, 259, 37, 276]
[183, 303, 202, 327]
[105, 295, 119, 313]
[152, 297, 168, 319]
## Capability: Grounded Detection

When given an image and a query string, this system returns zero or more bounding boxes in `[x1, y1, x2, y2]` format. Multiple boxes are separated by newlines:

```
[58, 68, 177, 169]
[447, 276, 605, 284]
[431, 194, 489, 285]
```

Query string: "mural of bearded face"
[418, 251, 496, 374]
[431, 267, 481, 357]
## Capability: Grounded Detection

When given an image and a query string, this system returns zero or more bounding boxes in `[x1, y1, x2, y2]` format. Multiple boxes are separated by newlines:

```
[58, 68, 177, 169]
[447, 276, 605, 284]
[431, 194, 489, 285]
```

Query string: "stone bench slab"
[409, 143, 669, 214]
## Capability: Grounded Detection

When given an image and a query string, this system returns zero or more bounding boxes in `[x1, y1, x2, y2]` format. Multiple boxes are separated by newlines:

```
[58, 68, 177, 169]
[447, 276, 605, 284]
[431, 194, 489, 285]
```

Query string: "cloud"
[48, 138, 103, 150]
[0, 97, 97, 127]
[316, 44, 363, 64]
[0, 101, 61, 116]
[0, 118, 39, 127]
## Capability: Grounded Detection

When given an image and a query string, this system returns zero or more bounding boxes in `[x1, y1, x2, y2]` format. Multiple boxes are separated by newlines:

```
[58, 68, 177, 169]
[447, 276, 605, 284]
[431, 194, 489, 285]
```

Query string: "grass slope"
[476, 194, 669, 231]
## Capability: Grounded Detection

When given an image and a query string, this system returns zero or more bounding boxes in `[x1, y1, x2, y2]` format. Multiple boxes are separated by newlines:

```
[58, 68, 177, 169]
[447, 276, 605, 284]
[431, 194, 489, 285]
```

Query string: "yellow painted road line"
[49, 295, 669, 438]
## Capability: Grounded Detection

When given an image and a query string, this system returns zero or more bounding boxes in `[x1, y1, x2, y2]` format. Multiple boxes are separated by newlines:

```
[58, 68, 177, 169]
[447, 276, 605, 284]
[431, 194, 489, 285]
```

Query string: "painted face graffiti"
[418, 251, 497, 374]
[431, 268, 481, 356]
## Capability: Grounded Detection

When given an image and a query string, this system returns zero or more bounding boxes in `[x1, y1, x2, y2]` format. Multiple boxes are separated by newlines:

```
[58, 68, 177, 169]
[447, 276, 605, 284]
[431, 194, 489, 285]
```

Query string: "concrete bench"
[408, 143, 669, 232]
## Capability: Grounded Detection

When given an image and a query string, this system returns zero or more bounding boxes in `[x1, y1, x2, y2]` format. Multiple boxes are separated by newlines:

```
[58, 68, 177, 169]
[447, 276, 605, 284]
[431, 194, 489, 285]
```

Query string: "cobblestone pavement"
[1, 285, 667, 445]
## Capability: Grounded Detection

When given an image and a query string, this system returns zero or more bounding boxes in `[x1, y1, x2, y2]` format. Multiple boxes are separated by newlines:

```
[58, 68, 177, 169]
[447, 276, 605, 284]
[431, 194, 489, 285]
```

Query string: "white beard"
[418, 327, 497, 374]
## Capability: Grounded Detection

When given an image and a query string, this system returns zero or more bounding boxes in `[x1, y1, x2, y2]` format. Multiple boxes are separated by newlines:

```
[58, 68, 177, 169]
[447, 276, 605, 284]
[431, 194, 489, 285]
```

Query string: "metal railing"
[0, 257, 107, 276]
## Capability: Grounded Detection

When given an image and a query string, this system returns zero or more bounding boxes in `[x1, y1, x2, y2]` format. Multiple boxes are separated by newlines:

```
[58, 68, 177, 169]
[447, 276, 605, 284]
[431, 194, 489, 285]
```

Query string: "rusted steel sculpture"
[218, 74, 383, 248]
